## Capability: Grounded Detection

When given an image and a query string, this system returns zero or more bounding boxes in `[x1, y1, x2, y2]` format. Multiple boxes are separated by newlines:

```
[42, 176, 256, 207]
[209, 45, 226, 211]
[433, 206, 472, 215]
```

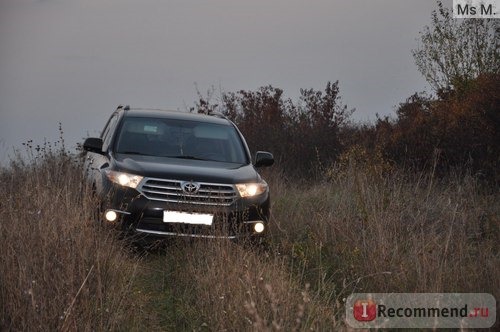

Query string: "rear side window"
[115, 117, 248, 164]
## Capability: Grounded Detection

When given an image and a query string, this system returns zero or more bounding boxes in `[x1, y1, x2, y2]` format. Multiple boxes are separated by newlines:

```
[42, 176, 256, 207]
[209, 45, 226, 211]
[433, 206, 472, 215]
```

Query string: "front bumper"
[101, 184, 270, 239]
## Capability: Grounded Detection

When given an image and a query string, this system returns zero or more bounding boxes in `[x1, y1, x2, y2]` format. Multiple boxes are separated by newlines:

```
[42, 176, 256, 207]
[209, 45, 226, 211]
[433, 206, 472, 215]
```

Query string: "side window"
[101, 114, 119, 151]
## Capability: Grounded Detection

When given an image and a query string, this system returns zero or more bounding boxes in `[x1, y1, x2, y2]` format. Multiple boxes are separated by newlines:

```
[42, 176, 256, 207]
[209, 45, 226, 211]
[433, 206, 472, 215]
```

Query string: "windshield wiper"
[118, 151, 154, 156]
[168, 155, 214, 161]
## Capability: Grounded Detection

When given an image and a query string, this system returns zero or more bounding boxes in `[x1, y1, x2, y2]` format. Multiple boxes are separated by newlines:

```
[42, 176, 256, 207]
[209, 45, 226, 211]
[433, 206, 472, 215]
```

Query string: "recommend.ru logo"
[346, 293, 496, 329]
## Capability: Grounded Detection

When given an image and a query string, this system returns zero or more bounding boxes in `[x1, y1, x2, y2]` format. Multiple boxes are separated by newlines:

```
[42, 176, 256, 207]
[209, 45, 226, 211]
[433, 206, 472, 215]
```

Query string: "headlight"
[235, 181, 268, 198]
[104, 170, 143, 189]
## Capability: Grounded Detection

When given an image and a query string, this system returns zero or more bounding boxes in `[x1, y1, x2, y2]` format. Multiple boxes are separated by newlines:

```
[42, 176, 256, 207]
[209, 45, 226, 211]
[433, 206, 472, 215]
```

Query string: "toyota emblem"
[181, 181, 200, 194]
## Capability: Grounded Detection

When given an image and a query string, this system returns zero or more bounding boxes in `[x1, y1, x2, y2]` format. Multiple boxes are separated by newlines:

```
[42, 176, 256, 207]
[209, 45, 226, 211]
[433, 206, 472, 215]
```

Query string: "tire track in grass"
[127, 241, 204, 331]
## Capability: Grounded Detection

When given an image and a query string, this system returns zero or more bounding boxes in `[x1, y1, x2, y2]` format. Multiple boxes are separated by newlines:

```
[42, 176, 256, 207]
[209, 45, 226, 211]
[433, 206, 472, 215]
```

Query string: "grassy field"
[1, 148, 498, 330]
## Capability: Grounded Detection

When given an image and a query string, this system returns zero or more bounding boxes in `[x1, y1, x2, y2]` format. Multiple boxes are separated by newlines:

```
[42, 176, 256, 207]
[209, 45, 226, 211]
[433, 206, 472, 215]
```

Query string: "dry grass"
[0, 145, 139, 331]
[1, 144, 498, 331]
[140, 166, 498, 331]
[152, 239, 339, 331]
[269, 166, 499, 314]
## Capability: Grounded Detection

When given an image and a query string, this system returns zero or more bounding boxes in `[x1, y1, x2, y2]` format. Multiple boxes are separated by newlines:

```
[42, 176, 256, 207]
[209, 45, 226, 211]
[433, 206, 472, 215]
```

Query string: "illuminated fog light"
[105, 210, 118, 222]
[254, 222, 265, 233]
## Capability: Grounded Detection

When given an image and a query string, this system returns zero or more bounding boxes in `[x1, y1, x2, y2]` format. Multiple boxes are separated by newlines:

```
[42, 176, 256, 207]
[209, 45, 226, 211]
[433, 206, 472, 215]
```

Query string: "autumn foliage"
[193, 81, 353, 177]
[371, 73, 499, 178]
[193, 74, 499, 182]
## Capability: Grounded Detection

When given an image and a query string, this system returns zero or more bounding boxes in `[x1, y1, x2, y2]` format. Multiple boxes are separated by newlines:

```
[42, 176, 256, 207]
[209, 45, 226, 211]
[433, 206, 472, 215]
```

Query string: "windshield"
[114, 116, 248, 164]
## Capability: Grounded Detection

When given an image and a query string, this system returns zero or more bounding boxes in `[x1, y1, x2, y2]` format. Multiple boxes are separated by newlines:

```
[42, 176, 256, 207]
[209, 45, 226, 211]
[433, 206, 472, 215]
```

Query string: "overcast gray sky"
[0, 0, 451, 162]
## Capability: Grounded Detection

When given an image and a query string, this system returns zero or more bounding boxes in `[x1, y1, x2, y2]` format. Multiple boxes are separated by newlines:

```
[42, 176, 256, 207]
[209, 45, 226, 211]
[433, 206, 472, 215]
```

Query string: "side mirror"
[83, 137, 104, 154]
[254, 151, 274, 167]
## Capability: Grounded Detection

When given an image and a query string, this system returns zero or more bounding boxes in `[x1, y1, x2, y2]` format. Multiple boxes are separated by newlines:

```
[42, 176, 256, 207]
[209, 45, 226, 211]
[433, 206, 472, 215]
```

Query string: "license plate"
[163, 211, 213, 226]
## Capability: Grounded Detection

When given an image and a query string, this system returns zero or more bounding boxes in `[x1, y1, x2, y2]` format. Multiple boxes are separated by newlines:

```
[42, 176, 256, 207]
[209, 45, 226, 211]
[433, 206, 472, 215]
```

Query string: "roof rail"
[208, 110, 229, 120]
[116, 105, 130, 111]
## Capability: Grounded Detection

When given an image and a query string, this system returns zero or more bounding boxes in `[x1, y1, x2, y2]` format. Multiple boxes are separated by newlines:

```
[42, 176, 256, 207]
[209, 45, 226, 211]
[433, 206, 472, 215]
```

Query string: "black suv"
[83, 105, 274, 240]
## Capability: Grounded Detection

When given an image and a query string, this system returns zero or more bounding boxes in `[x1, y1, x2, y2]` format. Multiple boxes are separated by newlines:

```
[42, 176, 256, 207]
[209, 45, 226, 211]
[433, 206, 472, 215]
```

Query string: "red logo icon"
[353, 299, 377, 321]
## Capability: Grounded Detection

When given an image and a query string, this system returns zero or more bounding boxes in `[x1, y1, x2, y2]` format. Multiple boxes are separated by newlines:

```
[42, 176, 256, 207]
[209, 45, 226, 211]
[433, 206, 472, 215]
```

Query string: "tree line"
[192, 2, 499, 181]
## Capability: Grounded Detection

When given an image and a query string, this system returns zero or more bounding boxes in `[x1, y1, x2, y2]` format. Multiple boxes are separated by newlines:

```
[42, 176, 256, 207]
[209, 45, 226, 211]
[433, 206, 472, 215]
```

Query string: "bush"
[192, 82, 353, 177]
[373, 74, 500, 179]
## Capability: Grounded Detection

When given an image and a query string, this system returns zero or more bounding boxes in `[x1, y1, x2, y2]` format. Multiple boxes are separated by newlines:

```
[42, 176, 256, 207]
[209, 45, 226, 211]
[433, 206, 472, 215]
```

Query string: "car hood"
[113, 153, 260, 184]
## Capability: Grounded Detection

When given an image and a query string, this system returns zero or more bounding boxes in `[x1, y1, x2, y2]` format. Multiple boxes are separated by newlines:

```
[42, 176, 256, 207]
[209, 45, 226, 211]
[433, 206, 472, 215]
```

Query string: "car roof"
[123, 108, 231, 125]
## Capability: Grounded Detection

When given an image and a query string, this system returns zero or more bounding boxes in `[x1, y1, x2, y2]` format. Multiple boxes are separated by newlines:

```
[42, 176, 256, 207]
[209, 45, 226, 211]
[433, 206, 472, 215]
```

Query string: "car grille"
[138, 178, 238, 206]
